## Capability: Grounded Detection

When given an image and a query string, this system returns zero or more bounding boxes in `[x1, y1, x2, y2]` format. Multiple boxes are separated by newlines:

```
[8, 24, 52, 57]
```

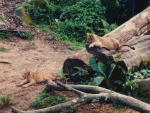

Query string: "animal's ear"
[25, 69, 29, 73]
[87, 33, 93, 38]
[25, 69, 31, 75]
[87, 33, 90, 37]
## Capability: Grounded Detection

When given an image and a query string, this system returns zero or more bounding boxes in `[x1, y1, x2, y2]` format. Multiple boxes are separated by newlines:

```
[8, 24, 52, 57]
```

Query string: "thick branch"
[12, 83, 150, 113]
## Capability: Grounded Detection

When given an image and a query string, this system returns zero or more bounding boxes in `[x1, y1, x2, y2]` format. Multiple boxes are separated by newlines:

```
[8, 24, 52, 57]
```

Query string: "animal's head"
[87, 33, 96, 44]
[23, 70, 31, 79]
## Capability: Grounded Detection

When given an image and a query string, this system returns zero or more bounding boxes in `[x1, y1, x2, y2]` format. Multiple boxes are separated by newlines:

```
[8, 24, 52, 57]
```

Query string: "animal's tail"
[121, 45, 135, 50]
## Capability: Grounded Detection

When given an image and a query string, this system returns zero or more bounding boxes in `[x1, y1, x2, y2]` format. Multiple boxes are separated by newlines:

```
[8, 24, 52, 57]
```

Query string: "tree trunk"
[63, 6, 150, 73]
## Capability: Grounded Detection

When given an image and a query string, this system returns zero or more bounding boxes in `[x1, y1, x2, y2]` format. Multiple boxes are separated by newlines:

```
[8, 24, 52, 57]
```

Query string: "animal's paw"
[22, 85, 28, 88]
[89, 44, 94, 48]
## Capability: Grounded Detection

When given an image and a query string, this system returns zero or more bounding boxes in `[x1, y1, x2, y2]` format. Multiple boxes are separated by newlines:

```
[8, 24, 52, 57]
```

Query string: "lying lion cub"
[87, 33, 135, 51]
[17, 70, 61, 87]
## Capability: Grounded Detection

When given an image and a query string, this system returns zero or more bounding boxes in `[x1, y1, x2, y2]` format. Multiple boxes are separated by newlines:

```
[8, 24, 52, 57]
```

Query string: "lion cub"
[17, 70, 61, 87]
[87, 33, 135, 51]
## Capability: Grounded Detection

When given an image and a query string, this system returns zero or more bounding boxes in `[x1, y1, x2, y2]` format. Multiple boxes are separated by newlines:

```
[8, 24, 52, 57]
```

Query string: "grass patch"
[13, 31, 33, 40]
[32, 92, 68, 109]
[48, 31, 85, 50]
[34, 24, 50, 32]
[0, 30, 33, 40]
[0, 15, 5, 21]
[0, 46, 9, 52]
[0, 95, 13, 108]
[65, 40, 85, 51]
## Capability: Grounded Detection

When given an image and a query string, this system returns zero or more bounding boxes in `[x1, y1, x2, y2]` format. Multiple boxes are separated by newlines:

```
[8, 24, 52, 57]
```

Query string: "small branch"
[56, 81, 86, 97]
[46, 82, 113, 94]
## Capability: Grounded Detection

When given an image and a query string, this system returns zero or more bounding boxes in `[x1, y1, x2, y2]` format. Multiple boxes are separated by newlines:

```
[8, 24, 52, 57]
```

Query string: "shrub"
[13, 31, 33, 40]
[51, 0, 107, 42]
[32, 92, 68, 109]
[0, 30, 33, 40]
[64, 57, 124, 89]
[0, 31, 10, 40]
[65, 57, 150, 92]
[19, 0, 117, 43]
[0, 95, 13, 108]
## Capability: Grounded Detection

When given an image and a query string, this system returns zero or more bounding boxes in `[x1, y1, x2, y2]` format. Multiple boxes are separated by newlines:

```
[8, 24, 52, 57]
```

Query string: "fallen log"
[63, 6, 150, 73]
[11, 82, 150, 113]
[86, 35, 150, 70]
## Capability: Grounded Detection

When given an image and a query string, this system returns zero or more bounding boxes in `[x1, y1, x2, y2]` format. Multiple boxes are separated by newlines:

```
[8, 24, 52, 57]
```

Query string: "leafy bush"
[88, 57, 117, 87]
[0, 95, 13, 108]
[18, 0, 117, 43]
[64, 57, 124, 89]
[65, 57, 150, 92]
[13, 31, 33, 40]
[101, 0, 130, 24]
[122, 69, 150, 93]
[0, 31, 10, 40]
[0, 30, 33, 40]
[32, 92, 68, 109]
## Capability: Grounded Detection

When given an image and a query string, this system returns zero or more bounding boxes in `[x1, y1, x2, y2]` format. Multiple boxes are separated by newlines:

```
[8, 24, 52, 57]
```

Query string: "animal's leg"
[16, 80, 28, 87]
[89, 42, 102, 48]
[22, 80, 35, 88]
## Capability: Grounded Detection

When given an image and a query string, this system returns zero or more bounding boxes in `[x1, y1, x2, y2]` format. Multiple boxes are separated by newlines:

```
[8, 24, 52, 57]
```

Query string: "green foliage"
[32, 92, 68, 109]
[0, 30, 33, 40]
[123, 80, 139, 91]
[14, 31, 33, 40]
[114, 53, 124, 60]
[0, 46, 9, 52]
[0, 15, 5, 21]
[35, 24, 50, 32]
[65, 108, 76, 113]
[123, 69, 150, 92]
[125, 69, 150, 84]
[66, 57, 118, 88]
[101, 0, 130, 24]
[0, 95, 13, 108]
[51, 0, 107, 42]
[19, 0, 117, 43]
[100, 19, 118, 34]
[48, 31, 84, 50]
[0, 31, 10, 40]
[88, 57, 116, 87]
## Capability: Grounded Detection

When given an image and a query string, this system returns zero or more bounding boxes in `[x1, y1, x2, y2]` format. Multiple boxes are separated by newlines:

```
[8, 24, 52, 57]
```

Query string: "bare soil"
[0, 0, 138, 113]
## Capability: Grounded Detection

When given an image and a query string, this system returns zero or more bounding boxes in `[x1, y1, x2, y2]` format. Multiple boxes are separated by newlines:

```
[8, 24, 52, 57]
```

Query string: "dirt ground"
[0, 0, 138, 113]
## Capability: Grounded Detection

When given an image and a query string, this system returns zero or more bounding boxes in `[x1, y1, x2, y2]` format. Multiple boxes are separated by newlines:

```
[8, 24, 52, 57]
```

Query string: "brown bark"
[134, 78, 150, 91]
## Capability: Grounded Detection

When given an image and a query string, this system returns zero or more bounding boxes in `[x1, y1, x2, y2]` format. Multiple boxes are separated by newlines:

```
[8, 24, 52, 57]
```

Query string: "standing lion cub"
[87, 33, 135, 51]
[17, 70, 61, 87]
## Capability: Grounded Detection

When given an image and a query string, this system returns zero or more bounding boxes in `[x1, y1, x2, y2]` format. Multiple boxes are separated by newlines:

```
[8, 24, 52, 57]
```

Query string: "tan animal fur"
[87, 33, 134, 51]
[17, 70, 61, 87]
